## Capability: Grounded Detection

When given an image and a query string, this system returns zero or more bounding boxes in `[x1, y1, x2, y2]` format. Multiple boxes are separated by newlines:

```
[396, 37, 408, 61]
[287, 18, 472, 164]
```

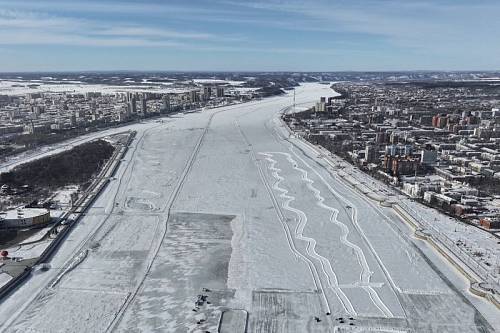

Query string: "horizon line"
[1, 69, 500, 75]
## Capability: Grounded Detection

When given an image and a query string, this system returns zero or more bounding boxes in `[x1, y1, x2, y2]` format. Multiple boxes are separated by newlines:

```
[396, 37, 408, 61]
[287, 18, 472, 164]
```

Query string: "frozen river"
[0, 84, 497, 332]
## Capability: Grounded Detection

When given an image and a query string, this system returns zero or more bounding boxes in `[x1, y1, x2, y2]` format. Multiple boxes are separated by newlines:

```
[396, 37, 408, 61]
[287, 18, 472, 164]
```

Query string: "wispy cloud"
[220, 0, 500, 51]
[0, 7, 242, 47]
[0, 1, 241, 19]
[95, 26, 244, 43]
[0, 0, 498, 71]
[0, 31, 184, 47]
[0, 9, 81, 30]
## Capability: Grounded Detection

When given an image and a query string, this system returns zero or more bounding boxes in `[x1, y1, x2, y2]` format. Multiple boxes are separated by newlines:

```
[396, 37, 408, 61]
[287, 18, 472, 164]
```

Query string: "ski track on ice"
[260, 114, 393, 317]
[234, 120, 333, 315]
[283, 147, 394, 318]
[268, 121, 405, 317]
[260, 152, 354, 315]
[287, 136, 409, 298]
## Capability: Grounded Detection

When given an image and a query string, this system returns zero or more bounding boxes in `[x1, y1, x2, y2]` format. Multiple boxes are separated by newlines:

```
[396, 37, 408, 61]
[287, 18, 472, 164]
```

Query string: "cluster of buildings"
[0, 82, 261, 158]
[0, 85, 232, 136]
[285, 82, 500, 230]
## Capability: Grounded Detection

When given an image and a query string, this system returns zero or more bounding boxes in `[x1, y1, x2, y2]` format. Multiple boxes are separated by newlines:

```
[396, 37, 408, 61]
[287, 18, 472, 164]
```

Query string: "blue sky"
[0, 0, 498, 72]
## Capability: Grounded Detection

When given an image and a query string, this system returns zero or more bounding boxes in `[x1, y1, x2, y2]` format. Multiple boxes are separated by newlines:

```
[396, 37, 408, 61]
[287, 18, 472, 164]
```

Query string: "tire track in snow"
[260, 153, 353, 315]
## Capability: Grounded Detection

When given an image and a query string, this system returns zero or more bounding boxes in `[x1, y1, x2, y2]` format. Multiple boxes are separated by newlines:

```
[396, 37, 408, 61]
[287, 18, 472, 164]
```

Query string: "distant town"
[2, 71, 498, 159]
[0, 72, 297, 160]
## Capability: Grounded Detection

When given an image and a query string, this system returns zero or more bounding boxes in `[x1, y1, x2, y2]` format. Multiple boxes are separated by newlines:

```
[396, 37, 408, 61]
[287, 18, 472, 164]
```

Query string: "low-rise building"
[479, 218, 500, 229]
[0, 208, 51, 229]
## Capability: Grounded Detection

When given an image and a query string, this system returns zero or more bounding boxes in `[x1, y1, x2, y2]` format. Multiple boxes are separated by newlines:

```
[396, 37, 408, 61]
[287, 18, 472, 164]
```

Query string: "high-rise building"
[420, 148, 438, 166]
[403, 145, 413, 156]
[126, 92, 136, 102]
[141, 98, 147, 115]
[190, 90, 200, 103]
[203, 86, 212, 100]
[27, 93, 42, 101]
[70, 112, 77, 126]
[327, 97, 336, 105]
[216, 87, 225, 98]
[313, 97, 329, 111]
[365, 145, 378, 163]
[162, 95, 171, 113]
[123, 105, 131, 119]
[128, 98, 137, 114]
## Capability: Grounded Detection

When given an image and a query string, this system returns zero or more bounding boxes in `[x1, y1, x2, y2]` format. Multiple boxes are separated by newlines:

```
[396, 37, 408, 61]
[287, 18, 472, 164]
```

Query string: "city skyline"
[0, 0, 499, 72]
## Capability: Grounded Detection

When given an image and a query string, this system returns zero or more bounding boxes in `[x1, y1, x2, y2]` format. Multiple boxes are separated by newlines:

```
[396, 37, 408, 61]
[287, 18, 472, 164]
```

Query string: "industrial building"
[0, 208, 51, 229]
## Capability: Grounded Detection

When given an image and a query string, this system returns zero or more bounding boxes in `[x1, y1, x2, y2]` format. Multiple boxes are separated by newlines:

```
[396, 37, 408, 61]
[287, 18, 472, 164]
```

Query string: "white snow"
[6, 239, 51, 260]
[51, 186, 79, 209]
[0, 79, 192, 95]
[18, 227, 51, 246]
[0, 272, 12, 288]
[192, 79, 245, 85]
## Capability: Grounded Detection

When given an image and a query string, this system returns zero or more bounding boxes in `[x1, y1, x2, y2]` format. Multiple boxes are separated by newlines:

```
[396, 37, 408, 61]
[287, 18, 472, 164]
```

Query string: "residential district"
[0, 79, 249, 159]
[284, 80, 500, 233]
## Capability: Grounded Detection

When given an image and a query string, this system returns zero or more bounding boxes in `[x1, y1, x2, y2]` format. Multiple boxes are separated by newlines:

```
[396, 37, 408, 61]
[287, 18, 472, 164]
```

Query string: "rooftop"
[0, 208, 49, 221]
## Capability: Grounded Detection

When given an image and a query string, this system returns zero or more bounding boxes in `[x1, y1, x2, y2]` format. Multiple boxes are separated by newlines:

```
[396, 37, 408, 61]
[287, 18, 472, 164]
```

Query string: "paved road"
[0, 84, 497, 332]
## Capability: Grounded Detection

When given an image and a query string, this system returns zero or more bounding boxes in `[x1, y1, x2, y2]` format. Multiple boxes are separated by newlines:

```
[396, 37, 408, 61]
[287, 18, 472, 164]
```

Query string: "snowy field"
[192, 79, 246, 85]
[0, 84, 497, 332]
[0, 79, 192, 95]
[0, 78, 248, 96]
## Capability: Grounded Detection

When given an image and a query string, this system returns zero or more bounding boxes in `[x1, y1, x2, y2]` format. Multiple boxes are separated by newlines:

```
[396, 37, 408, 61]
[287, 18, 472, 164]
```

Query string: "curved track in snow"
[285, 147, 394, 318]
[234, 120, 333, 315]
[261, 153, 352, 315]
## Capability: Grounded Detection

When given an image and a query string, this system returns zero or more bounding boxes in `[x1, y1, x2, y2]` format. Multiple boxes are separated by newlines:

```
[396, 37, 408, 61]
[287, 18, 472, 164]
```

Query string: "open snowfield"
[0, 79, 192, 95]
[0, 84, 497, 332]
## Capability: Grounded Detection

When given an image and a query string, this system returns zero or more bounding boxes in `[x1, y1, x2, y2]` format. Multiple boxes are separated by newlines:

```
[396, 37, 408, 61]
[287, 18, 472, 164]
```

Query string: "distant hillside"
[256, 86, 286, 97]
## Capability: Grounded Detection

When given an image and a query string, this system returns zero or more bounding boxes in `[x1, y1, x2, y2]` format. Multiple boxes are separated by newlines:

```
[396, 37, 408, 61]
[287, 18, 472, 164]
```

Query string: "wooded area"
[0, 140, 115, 191]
